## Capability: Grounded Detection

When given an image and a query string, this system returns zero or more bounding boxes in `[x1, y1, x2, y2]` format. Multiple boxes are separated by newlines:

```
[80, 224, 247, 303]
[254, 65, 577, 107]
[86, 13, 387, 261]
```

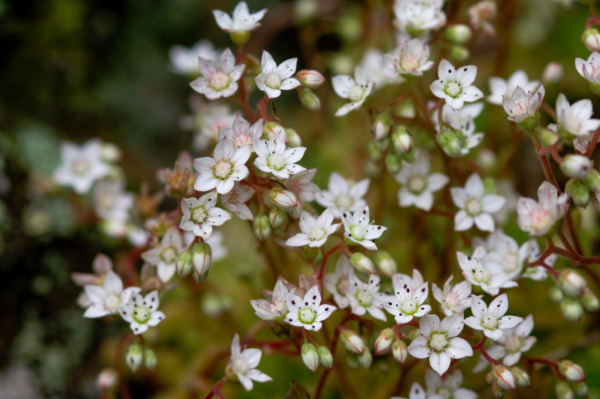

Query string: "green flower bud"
[254, 212, 271, 241]
[125, 344, 144, 373]
[339, 326, 365, 354]
[372, 109, 391, 141]
[286, 128, 303, 147]
[391, 126, 413, 154]
[583, 28, 600, 52]
[317, 346, 333, 368]
[367, 141, 383, 161]
[294, 0, 318, 24]
[565, 179, 589, 207]
[483, 177, 497, 194]
[555, 381, 575, 399]
[449, 45, 470, 62]
[407, 328, 422, 340]
[176, 249, 193, 278]
[510, 367, 531, 387]
[491, 382, 505, 398]
[357, 348, 372, 369]
[350, 252, 376, 274]
[573, 381, 589, 397]
[301, 343, 319, 372]
[392, 339, 408, 364]
[582, 170, 600, 191]
[492, 364, 517, 390]
[144, 348, 157, 370]
[374, 251, 397, 277]
[192, 242, 212, 278]
[538, 127, 559, 147]
[374, 328, 395, 355]
[298, 87, 321, 111]
[581, 287, 600, 312]
[193, 269, 210, 284]
[559, 360, 585, 382]
[374, 137, 390, 152]
[437, 127, 466, 157]
[445, 24, 472, 44]
[385, 153, 402, 175]
[230, 31, 251, 45]
[561, 155, 592, 180]
[269, 206, 288, 228]
[549, 286, 564, 303]
[559, 269, 587, 297]
[346, 353, 359, 369]
[263, 121, 285, 139]
[295, 69, 326, 88]
[561, 297, 584, 322]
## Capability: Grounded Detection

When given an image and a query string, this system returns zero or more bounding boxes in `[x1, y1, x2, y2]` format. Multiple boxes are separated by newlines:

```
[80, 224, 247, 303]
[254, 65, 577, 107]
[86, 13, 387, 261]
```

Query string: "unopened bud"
[298, 87, 321, 111]
[583, 28, 600, 52]
[263, 121, 285, 139]
[269, 206, 287, 228]
[539, 127, 559, 147]
[301, 343, 319, 372]
[583, 169, 600, 191]
[268, 188, 299, 210]
[581, 287, 600, 312]
[346, 353, 359, 369]
[125, 344, 144, 373]
[542, 62, 563, 84]
[193, 269, 210, 284]
[357, 348, 372, 369]
[192, 242, 212, 278]
[100, 143, 122, 162]
[372, 109, 391, 141]
[385, 153, 402, 175]
[254, 212, 271, 241]
[367, 141, 383, 161]
[483, 176, 497, 194]
[510, 367, 531, 387]
[559, 360, 585, 382]
[374, 137, 390, 152]
[573, 381, 589, 397]
[286, 128, 303, 147]
[317, 346, 333, 368]
[449, 45, 470, 62]
[230, 31, 251, 45]
[445, 24, 472, 44]
[392, 339, 408, 364]
[437, 127, 466, 157]
[350, 252, 376, 274]
[296, 69, 326, 88]
[144, 348, 157, 370]
[339, 326, 365, 354]
[374, 251, 397, 277]
[561, 155, 592, 179]
[568, 180, 591, 207]
[492, 364, 517, 390]
[561, 297, 584, 322]
[288, 200, 303, 219]
[559, 269, 587, 297]
[549, 286, 564, 303]
[374, 328, 395, 355]
[176, 249, 193, 278]
[491, 382, 505, 398]
[97, 368, 119, 391]
[392, 126, 413, 154]
[555, 381, 576, 399]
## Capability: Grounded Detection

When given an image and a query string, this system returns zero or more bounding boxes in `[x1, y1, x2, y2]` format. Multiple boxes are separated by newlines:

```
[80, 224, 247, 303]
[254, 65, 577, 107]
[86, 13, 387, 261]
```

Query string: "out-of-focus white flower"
[359, 49, 391, 87]
[220, 183, 254, 220]
[451, 174, 506, 232]
[457, 247, 518, 295]
[391, 382, 435, 399]
[430, 59, 484, 110]
[285, 208, 340, 248]
[213, 1, 267, 34]
[345, 271, 387, 320]
[432, 275, 472, 317]
[284, 285, 337, 331]
[169, 40, 218, 75]
[193, 138, 251, 195]
[324, 255, 353, 309]
[141, 227, 184, 282]
[255, 51, 301, 98]
[464, 294, 523, 341]
[53, 139, 110, 194]
[469, 1, 497, 35]
[251, 280, 290, 321]
[72, 253, 113, 308]
[253, 131, 306, 179]
[547, 95, 600, 152]
[190, 48, 245, 100]
[381, 271, 431, 323]
[228, 333, 272, 391]
[502, 85, 545, 124]
[316, 172, 370, 218]
[425, 369, 477, 399]
[93, 179, 133, 222]
[119, 291, 166, 335]
[543, 62, 563, 84]
[576, 52, 600, 89]
[432, 103, 485, 156]
[408, 313, 474, 375]
[488, 71, 540, 105]
[83, 271, 140, 318]
[383, 38, 434, 81]
[473, 230, 531, 283]
[284, 168, 321, 202]
[180, 98, 237, 151]
[340, 205, 386, 250]
[180, 191, 231, 239]
[218, 114, 263, 150]
[393, 0, 447, 39]
[517, 181, 569, 237]
[395, 150, 449, 211]
[332, 66, 374, 116]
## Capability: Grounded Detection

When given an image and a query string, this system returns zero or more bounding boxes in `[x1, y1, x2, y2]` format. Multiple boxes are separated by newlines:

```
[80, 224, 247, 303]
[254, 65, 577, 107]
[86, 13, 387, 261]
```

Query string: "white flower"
[285, 208, 340, 248]
[284, 285, 337, 331]
[284, 168, 321, 202]
[430, 59, 484, 110]
[332, 66, 374, 116]
[488, 71, 540, 105]
[181, 98, 237, 151]
[255, 51, 301, 98]
[432, 275, 472, 317]
[213, 1, 267, 33]
[517, 181, 569, 237]
[502, 85, 545, 123]
[218, 114, 263, 150]
[451, 173, 505, 232]
[83, 271, 140, 318]
[141, 227, 184, 282]
[469, 1, 497, 35]
[229, 333, 272, 391]
[391, 382, 435, 399]
[395, 150, 449, 211]
[190, 48, 245, 100]
[340, 205, 386, 250]
[473, 230, 531, 283]
[251, 280, 290, 321]
[324, 255, 353, 309]
[169, 40, 217, 75]
[72, 253, 113, 308]
[220, 183, 255, 220]
[119, 291, 166, 335]
[53, 139, 110, 194]
[425, 369, 478, 399]
[345, 271, 387, 321]
[432, 103, 485, 156]
[408, 313, 474, 375]
[93, 179, 133, 222]
[193, 138, 252, 195]
[382, 271, 431, 324]
[547, 94, 600, 148]
[316, 172, 370, 218]
[253, 131, 307, 179]
[576, 51, 600, 86]
[464, 294, 523, 341]
[179, 191, 231, 239]
[457, 247, 518, 296]
[383, 38, 434, 80]
[393, 0, 447, 38]
[359, 49, 391, 87]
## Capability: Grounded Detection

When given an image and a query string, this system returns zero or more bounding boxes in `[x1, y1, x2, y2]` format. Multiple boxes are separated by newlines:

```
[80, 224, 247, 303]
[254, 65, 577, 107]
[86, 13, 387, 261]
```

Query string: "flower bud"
[445, 24, 472, 44]
[298, 87, 321, 111]
[296, 69, 326, 88]
[339, 326, 365, 354]
[565, 179, 590, 207]
[561, 155, 592, 179]
[288, 200, 303, 219]
[317, 346, 333, 368]
[449, 45, 470, 62]
[561, 297, 584, 322]
[346, 353, 359, 369]
[374, 251, 397, 277]
[491, 382, 505, 398]
[559, 269, 587, 297]
[581, 287, 600, 312]
[555, 381, 575, 399]
[254, 212, 271, 241]
[549, 286, 564, 303]
[385, 153, 403, 175]
[559, 360, 585, 382]
[268, 188, 299, 210]
[392, 126, 413, 154]
[392, 339, 408, 364]
[510, 367, 531, 387]
[176, 249, 193, 278]
[263, 121, 285, 139]
[483, 176, 497, 195]
[97, 368, 119, 391]
[125, 344, 144, 373]
[193, 269, 210, 284]
[100, 143, 122, 162]
[539, 127, 559, 147]
[350, 252, 376, 274]
[583, 28, 600, 52]
[582, 169, 600, 191]
[372, 109, 391, 141]
[286, 128, 303, 147]
[269, 206, 287, 229]
[374, 328, 395, 355]
[367, 141, 383, 161]
[192, 242, 212, 278]
[407, 328, 422, 340]
[144, 348, 157, 370]
[301, 343, 320, 372]
[437, 127, 466, 158]
[492, 364, 517, 390]
[230, 31, 251, 45]
[542, 62, 563, 84]
[357, 348, 372, 369]
[374, 137, 390, 152]
[294, 0, 318, 24]
[573, 381, 589, 397]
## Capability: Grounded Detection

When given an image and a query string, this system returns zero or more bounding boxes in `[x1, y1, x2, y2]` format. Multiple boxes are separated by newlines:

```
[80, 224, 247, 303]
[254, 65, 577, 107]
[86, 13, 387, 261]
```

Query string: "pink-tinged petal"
[407, 336, 431, 358]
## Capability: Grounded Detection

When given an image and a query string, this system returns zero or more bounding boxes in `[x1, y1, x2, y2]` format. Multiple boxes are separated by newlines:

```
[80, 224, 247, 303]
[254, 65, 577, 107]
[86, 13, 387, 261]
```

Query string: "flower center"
[98, 192, 116, 209]
[214, 159, 233, 179]
[400, 55, 420, 72]
[430, 333, 449, 352]
[104, 294, 121, 311]
[132, 305, 151, 323]
[465, 198, 483, 216]
[436, 387, 453, 399]
[348, 85, 365, 102]
[210, 71, 231, 91]
[444, 293, 461, 309]
[265, 73, 282, 89]
[233, 358, 250, 375]
[504, 336, 523, 353]
[408, 176, 427, 194]
[335, 194, 354, 208]
[72, 159, 91, 176]
[267, 153, 286, 170]
[191, 206, 208, 224]
[400, 299, 418, 315]
[160, 246, 178, 264]
[336, 277, 349, 295]
[445, 81, 462, 97]
[482, 314, 499, 330]
[350, 225, 365, 241]
[299, 307, 317, 324]
[530, 210, 553, 232]
[355, 290, 373, 307]
[309, 227, 326, 242]
[503, 252, 520, 273]
[472, 265, 491, 285]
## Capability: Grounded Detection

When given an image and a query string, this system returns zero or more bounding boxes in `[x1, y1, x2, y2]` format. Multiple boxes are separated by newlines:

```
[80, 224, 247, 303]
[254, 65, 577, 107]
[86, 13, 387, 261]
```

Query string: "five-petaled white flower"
[53, 139, 110, 194]
[382, 272, 431, 324]
[345, 271, 387, 321]
[285, 208, 340, 248]
[119, 291, 166, 335]
[73, 253, 113, 308]
[424, 369, 478, 399]
[251, 280, 290, 321]
[340, 205, 387, 250]
[383, 38, 434, 81]
[189, 48, 244, 100]
[220, 183, 255, 220]
[253, 131, 307, 179]
[255, 51, 301, 98]
[332, 66, 374, 116]
[193, 138, 252, 195]
[481, 314, 537, 368]
[430, 59, 484, 110]
[457, 247, 518, 296]
[502, 84, 545, 123]
[576, 51, 600, 88]
[218, 114, 263, 150]
[517, 181, 569, 237]
[141, 227, 184, 283]
[229, 333, 272, 391]
[284, 168, 321, 202]
[432, 275, 472, 317]
[464, 294, 523, 341]
[169, 40, 217, 75]
[547, 94, 600, 152]
[473, 230, 531, 283]
[179, 191, 231, 239]
[213, 1, 267, 34]
[395, 150, 449, 211]
[93, 179, 133, 223]
[284, 285, 337, 331]
[324, 255, 353, 309]
[83, 271, 140, 318]
[488, 70, 540, 105]
[316, 172, 370, 218]
[451, 173, 506, 232]
[393, 0, 447, 39]
[408, 313, 474, 375]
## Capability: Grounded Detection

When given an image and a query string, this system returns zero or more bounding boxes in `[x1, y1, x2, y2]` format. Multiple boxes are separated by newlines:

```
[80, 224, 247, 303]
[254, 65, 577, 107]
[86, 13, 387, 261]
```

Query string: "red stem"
[204, 377, 227, 399]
